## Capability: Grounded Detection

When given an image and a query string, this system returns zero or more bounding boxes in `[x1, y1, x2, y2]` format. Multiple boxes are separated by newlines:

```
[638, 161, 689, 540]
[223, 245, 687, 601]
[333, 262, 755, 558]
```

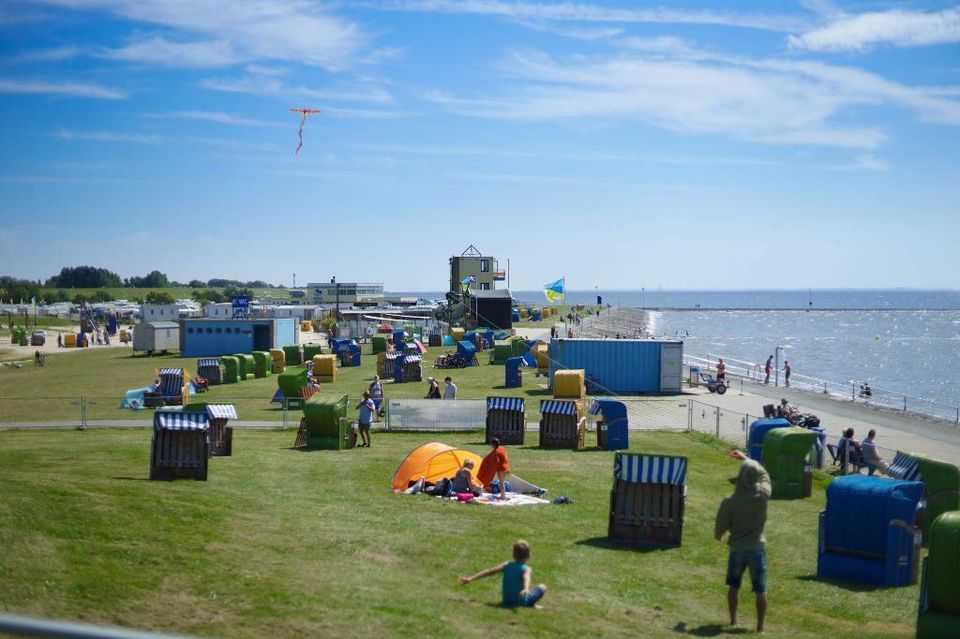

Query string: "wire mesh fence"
[385, 399, 487, 431]
[0, 395, 292, 429]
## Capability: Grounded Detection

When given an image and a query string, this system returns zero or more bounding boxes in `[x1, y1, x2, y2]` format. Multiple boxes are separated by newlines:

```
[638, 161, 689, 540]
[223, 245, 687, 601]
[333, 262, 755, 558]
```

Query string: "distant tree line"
[41, 266, 278, 290]
[2, 268, 280, 306]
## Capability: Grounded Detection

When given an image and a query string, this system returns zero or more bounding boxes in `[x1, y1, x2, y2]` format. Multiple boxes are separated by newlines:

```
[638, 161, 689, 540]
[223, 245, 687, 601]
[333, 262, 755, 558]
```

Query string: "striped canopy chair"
[206, 404, 238, 457]
[485, 397, 525, 445]
[608, 452, 687, 547]
[888, 451, 959, 543]
[150, 411, 209, 481]
[196, 358, 222, 386]
[158, 368, 188, 405]
[539, 399, 585, 450]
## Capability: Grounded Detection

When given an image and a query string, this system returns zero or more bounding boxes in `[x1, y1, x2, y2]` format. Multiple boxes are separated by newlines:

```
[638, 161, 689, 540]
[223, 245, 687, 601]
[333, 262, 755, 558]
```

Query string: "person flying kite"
[289, 107, 320, 154]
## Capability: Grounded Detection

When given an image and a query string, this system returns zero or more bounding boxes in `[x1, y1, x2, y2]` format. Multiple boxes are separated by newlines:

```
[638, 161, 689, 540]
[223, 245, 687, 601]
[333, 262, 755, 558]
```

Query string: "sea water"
[395, 290, 960, 411]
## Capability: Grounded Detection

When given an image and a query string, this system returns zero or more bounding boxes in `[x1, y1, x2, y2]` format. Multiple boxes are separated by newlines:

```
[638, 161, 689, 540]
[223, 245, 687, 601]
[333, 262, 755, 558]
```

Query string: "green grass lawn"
[0, 428, 918, 638]
[0, 342, 557, 424]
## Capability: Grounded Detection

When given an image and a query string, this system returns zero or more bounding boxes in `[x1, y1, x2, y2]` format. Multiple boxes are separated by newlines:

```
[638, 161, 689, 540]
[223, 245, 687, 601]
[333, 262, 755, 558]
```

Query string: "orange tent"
[391, 442, 482, 492]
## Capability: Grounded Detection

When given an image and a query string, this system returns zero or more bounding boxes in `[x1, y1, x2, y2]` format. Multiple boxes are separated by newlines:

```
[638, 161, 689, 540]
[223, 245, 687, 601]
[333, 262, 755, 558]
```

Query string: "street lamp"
[774, 345, 784, 387]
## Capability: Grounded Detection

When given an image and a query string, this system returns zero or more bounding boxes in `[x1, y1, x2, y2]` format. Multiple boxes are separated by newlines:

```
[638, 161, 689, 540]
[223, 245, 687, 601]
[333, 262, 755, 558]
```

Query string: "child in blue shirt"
[459, 540, 546, 607]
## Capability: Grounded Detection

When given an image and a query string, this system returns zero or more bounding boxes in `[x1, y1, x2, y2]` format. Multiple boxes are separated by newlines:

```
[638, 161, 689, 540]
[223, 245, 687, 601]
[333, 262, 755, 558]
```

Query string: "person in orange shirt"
[477, 438, 511, 500]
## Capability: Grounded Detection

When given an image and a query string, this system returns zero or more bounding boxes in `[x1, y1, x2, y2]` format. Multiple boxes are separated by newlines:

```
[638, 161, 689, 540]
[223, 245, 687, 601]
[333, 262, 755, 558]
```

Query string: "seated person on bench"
[837, 428, 865, 470]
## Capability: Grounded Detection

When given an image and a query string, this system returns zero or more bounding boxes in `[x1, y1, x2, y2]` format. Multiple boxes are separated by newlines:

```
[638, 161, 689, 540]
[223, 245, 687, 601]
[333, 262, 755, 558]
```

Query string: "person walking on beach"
[355, 391, 375, 448]
[715, 450, 771, 634]
[459, 540, 546, 608]
[716, 358, 726, 382]
[783, 361, 791, 387]
[764, 356, 772, 385]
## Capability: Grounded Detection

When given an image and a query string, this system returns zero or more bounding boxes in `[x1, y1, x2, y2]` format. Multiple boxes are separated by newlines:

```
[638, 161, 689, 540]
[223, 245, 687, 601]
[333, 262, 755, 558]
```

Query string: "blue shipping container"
[548, 339, 684, 394]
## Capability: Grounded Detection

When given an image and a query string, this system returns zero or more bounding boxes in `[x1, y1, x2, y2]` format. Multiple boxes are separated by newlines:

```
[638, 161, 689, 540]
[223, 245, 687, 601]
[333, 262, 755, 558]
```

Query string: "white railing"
[684, 353, 960, 424]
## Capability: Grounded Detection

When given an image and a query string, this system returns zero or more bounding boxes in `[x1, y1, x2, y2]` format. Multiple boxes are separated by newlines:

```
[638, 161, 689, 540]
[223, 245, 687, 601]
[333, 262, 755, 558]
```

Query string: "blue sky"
[1, 0, 959, 290]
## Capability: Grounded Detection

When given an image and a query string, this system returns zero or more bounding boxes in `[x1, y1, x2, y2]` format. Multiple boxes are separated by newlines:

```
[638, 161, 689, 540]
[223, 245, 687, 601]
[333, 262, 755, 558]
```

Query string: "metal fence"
[0, 395, 293, 430]
[685, 353, 960, 423]
[384, 399, 487, 431]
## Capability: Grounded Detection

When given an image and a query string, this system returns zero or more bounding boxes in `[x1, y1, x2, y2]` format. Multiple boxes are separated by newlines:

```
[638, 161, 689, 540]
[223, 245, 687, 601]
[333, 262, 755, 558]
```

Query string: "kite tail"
[295, 122, 304, 155]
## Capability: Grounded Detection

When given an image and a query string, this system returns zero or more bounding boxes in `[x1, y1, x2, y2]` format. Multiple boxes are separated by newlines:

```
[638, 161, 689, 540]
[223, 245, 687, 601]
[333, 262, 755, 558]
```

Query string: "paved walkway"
[689, 378, 960, 463]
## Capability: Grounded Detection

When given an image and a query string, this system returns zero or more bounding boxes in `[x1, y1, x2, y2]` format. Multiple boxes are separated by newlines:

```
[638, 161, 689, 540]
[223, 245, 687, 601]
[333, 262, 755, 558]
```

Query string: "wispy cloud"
[13, 46, 83, 63]
[363, 1, 810, 32]
[142, 110, 279, 127]
[55, 129, 163, 144]
[54, 128, 281, 151]
[0, 78, 126, 99]
[788, 7, 960, 52]
[424, 48, 960, 149]
[34, 0, 367, 70]
[199, 74, 394, 103]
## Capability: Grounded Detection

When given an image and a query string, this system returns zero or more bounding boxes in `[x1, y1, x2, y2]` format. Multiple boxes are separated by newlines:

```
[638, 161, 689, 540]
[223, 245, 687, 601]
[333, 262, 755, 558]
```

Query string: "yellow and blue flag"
[544, 277, 565, 303]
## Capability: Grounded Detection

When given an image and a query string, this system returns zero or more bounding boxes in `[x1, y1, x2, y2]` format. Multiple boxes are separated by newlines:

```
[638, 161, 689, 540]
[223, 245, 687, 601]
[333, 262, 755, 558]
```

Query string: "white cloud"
[142, 110, 279, 126]
[14, 46, 83, 62]
[424, 48, 960, 149]
[0, 78, 126, 99]
[99, 36, 240, 68]
[788, 7, 960, 51]
[34, 0, 366, 70]
[55, 129, 163, 144]
[365, 0, 810, 32]
[199, 74, 394, 103]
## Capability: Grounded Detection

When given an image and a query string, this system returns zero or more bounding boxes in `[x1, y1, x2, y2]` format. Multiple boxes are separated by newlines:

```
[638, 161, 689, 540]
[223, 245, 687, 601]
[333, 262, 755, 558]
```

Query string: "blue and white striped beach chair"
[539, 399, 585, 450]
[150, 410, 209, 481]
[205, 404, 238, 457]
[887, 452, 921, 481]
[486, 397, 525, 445]
[609, 453, 688, 547]
[158, 368, 186, 405]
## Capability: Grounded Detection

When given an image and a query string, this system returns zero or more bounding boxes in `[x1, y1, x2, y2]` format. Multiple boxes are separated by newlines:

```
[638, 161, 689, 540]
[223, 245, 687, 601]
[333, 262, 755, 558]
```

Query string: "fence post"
[744, 414, 750, 447]
[903, 395, 907, 411]
[851, 381, 855, 401]
[78, 396, 86, 430]
[282, 399, 288, 430]
[715, 408, 721, 439]
[687, 399, 693, 432]
[823, 381, 828, 394]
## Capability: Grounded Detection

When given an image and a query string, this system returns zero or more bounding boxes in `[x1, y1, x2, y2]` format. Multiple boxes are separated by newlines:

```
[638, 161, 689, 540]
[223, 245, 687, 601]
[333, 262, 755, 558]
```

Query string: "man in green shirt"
[715, 450, 771, 633]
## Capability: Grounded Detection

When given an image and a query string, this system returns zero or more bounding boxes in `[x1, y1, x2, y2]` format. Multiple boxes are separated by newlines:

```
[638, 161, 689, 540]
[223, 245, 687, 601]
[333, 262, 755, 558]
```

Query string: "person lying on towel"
[477, 438, 511, 501]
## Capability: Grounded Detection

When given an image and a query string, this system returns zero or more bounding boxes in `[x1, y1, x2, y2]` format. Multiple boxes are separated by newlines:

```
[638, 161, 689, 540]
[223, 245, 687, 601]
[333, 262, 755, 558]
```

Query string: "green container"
[252, 351, 272, 378]
[764, 427, 817, 500]
[303, 345, 323, 360]
[371, 335, 387, 354]
[283, 345, 303, 366]
[302, 394, 351, 449]
[511, 338, 529, 357]
[234, 354, 256, 381]
[917, 512, 960, 638]
[277, 368, 309, 399]
[491, 341, 513, 364]
[221, 356, 240, 384]
[907, 452, 960, 539]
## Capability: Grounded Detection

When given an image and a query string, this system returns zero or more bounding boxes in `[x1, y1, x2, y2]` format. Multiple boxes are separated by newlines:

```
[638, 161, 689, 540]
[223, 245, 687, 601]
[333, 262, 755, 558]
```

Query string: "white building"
[139, 304, 180, 322]
[306, 281, 384, 305]
[203, 303, 234, 319]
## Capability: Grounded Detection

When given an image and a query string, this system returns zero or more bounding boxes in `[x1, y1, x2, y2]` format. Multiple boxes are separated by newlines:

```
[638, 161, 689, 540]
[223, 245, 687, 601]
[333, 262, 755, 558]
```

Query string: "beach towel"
[471, 493, 550, 507]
